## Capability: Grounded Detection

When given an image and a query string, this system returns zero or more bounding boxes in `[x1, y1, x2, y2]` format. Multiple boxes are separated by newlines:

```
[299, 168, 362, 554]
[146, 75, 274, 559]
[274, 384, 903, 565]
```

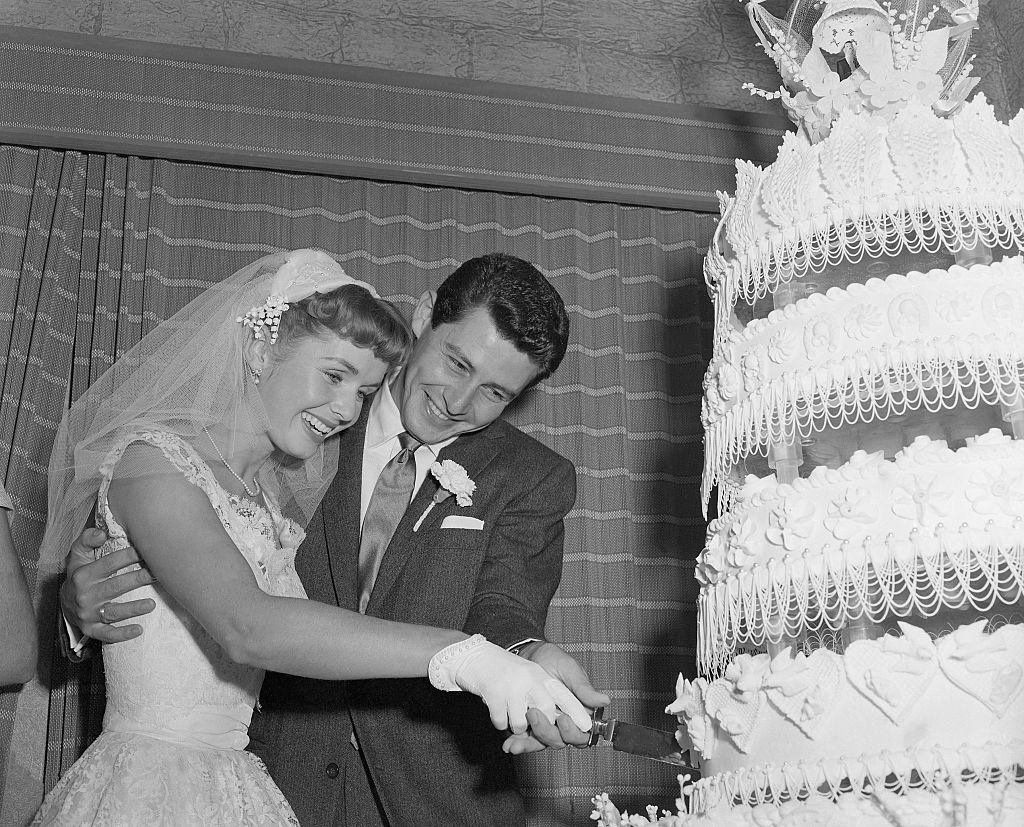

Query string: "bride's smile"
[256, 334, 389, 460]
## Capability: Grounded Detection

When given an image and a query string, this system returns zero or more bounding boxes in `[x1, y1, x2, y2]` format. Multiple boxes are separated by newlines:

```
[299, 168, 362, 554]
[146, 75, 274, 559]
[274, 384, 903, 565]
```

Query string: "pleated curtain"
[0, 144, 715, 826]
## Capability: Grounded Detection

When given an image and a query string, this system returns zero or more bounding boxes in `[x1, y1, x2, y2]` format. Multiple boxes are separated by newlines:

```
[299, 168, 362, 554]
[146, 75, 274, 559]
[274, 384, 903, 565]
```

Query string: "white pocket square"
[440, 515, 485, 530]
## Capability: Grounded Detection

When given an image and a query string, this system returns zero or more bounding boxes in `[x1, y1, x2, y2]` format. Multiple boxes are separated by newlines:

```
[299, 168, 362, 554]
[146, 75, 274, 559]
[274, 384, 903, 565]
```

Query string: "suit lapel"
[313, 410, 368, 610]
[365, 425, 504, 614]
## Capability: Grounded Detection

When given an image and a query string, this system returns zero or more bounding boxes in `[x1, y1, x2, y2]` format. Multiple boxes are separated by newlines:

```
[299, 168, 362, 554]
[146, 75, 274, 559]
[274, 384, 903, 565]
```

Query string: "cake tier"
[685, 783, 1024, 827]
[696, 431, 1024, 674]
[701, 258, 1024, 507]
[673, 621, 1024, 815]
[595, 777, 1024, 827]
[704, 95, 1024, 328]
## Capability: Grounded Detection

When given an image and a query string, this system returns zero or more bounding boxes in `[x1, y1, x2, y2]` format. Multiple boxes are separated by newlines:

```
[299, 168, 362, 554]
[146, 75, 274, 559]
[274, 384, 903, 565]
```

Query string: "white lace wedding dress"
[33, 431, 307, 826]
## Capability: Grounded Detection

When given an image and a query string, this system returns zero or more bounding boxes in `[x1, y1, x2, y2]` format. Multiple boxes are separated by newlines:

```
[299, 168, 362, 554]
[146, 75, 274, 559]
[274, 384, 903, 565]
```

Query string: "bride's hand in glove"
[502, 641, 608, 753]
[428, 634, 592, 735]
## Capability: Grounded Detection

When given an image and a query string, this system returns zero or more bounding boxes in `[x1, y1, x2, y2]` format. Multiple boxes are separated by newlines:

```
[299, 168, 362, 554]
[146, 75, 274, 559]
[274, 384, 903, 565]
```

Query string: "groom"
[61, 253, 608, 825]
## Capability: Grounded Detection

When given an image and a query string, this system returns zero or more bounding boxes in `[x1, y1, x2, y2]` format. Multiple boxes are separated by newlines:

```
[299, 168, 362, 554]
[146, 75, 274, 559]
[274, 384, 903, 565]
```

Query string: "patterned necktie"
[357, 432, 421, 613]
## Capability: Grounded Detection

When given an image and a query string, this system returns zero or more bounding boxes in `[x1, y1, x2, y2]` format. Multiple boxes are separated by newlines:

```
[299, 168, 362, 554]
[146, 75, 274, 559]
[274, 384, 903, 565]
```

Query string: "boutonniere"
[412, 460, 477, 532]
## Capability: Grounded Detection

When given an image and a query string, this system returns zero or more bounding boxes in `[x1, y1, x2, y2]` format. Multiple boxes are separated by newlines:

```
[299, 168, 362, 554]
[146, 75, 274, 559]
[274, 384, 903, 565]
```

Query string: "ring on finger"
[98, 604, 111, 624]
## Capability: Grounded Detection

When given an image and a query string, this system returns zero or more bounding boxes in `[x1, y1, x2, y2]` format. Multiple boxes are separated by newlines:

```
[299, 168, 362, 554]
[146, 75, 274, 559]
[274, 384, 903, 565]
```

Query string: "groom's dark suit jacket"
[248, 405, 576, 826]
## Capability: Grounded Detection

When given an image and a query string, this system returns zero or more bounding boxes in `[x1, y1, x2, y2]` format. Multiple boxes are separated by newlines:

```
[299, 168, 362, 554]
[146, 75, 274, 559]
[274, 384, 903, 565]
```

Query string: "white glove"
[429, 634, 593, 734]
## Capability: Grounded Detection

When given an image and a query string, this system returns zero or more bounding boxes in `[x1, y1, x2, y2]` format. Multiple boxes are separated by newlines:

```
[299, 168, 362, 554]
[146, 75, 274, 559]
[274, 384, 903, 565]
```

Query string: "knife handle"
[588, 705, 607, 747]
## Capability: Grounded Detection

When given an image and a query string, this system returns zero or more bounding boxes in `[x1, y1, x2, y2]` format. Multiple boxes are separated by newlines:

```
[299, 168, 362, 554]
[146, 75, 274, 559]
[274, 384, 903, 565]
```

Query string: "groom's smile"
[395, 306, 538, 445]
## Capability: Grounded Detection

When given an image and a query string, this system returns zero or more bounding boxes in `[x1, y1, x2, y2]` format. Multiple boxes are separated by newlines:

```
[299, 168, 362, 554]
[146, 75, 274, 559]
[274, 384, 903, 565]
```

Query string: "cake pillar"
[840, 611, 880, 649]
[766, 633, 801, 659]
[767, 440, 803, 485]
[954, 238, 993, 268]
[768, 278, 807, 485]
[1001, 398, 1024, 439]
[765, 587, 801, 658]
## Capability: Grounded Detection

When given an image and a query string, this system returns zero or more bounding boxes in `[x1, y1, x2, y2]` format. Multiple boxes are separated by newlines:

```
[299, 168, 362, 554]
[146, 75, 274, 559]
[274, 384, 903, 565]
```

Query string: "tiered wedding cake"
[596, 1, 1024, 823]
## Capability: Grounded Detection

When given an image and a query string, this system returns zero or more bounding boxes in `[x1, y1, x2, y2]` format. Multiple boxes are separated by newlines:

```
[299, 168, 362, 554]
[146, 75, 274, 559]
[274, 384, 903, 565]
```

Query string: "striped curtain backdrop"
[0, 144, 715, 826]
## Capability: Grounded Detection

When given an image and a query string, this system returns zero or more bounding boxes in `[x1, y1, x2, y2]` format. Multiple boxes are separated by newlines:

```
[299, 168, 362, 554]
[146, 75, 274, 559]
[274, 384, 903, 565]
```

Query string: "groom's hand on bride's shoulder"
[502, 642, 610, 754]
[61, 528, 157, 644]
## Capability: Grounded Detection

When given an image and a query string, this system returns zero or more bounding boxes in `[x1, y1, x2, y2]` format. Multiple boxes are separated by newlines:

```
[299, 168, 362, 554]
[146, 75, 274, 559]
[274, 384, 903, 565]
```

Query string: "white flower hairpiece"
[413, 460, 477, 532]
[237, 248, 380, 344]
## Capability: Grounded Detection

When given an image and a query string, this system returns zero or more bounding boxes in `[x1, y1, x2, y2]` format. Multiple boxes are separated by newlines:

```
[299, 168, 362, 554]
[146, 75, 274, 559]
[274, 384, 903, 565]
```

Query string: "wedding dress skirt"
[33, 432, 308, 826]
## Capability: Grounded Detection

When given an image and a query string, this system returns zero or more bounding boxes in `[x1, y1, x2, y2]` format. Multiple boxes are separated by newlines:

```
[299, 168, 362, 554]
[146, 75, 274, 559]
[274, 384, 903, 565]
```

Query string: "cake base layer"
[676, 622, 1024, 784]
[594, 776, 1024, 826]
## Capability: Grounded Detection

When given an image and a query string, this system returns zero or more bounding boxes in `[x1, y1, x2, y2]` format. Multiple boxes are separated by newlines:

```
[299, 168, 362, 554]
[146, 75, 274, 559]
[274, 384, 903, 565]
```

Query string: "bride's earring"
[247, 364, 262, 386]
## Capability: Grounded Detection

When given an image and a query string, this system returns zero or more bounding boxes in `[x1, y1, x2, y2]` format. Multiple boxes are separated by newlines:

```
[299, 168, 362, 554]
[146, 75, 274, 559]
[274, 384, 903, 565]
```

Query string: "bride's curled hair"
[274, 286, 413, 371]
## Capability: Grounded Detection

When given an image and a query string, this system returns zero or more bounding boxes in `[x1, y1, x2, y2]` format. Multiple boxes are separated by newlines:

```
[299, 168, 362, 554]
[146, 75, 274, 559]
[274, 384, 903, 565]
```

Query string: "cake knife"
[587, 707, 700, 775]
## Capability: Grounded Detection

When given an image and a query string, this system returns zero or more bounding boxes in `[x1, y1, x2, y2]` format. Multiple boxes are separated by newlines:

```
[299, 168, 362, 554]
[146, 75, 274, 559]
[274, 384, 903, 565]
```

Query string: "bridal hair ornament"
[236, 248, 380, 344]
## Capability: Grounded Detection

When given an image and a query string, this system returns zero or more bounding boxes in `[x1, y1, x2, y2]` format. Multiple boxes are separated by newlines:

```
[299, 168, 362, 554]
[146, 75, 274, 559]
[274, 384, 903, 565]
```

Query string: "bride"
[32, 249, 590, 825]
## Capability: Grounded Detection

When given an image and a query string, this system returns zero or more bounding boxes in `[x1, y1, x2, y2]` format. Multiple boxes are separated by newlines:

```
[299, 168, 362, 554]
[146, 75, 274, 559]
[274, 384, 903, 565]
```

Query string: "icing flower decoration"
[766, 326, 798, 365]
[846, 449, 886, 474]
[695, 531, 728, 585]
[891, 475, 952, 525]
[857, 27, 950, 117]
[965, 468, 1024, 517]
[934, 291, 971, 324]
[823, 486, 876, 540]
[703, 362, 741, 420]
[765, 647, 809, 682]
[412, 460, 477, 532]
[589, 792, 684, 827]
[802, 317, 837, 359]
[843, 303, 884, 342]
[887, 293, 929, 340]
[667, 676, 715, 760]
[982, 286, 1022, 330]
[889, 623, 938, 671]
[666, 674, 703, 720]
[716, 363, 741, 402]
[766, 497, 816, 551]
[724, 653, 773, 696]
[896, 436, 952, 467]
[810, 79, 863, 126]
[726, 519, 760, 567]
[935, 619, 1001, 665]
[740, 351, 763, 392]
[972, 429, 1012, 448]
[783, 48, 864, 141]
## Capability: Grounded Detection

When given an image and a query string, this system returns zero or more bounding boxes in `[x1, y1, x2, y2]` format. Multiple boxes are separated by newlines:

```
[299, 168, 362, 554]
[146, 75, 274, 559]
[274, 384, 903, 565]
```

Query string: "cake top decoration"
[743, 0, 979, 142]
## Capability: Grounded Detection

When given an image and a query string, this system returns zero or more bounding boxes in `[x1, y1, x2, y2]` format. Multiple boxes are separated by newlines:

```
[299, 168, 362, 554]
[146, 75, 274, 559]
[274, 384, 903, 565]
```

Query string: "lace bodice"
[95, 431, 307, 750]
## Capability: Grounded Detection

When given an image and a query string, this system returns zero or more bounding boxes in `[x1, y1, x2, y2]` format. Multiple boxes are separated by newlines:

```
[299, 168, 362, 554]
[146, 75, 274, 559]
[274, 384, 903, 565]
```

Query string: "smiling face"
[393, 306, 540, 445]
[259, 333, 390, 459]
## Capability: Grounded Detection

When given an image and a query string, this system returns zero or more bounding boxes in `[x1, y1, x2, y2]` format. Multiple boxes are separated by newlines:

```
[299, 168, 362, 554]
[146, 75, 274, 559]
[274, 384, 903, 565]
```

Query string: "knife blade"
[587, 707, 700, 775]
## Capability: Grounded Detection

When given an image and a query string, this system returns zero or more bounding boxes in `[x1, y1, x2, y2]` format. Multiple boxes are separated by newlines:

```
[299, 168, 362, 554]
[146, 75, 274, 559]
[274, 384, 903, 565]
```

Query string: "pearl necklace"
[203, 427, 261, 498]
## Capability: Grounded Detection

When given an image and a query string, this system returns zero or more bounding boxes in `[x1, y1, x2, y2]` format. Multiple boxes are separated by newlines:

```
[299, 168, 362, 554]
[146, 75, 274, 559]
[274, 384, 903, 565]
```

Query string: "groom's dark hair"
[432, 253, 570, 386]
